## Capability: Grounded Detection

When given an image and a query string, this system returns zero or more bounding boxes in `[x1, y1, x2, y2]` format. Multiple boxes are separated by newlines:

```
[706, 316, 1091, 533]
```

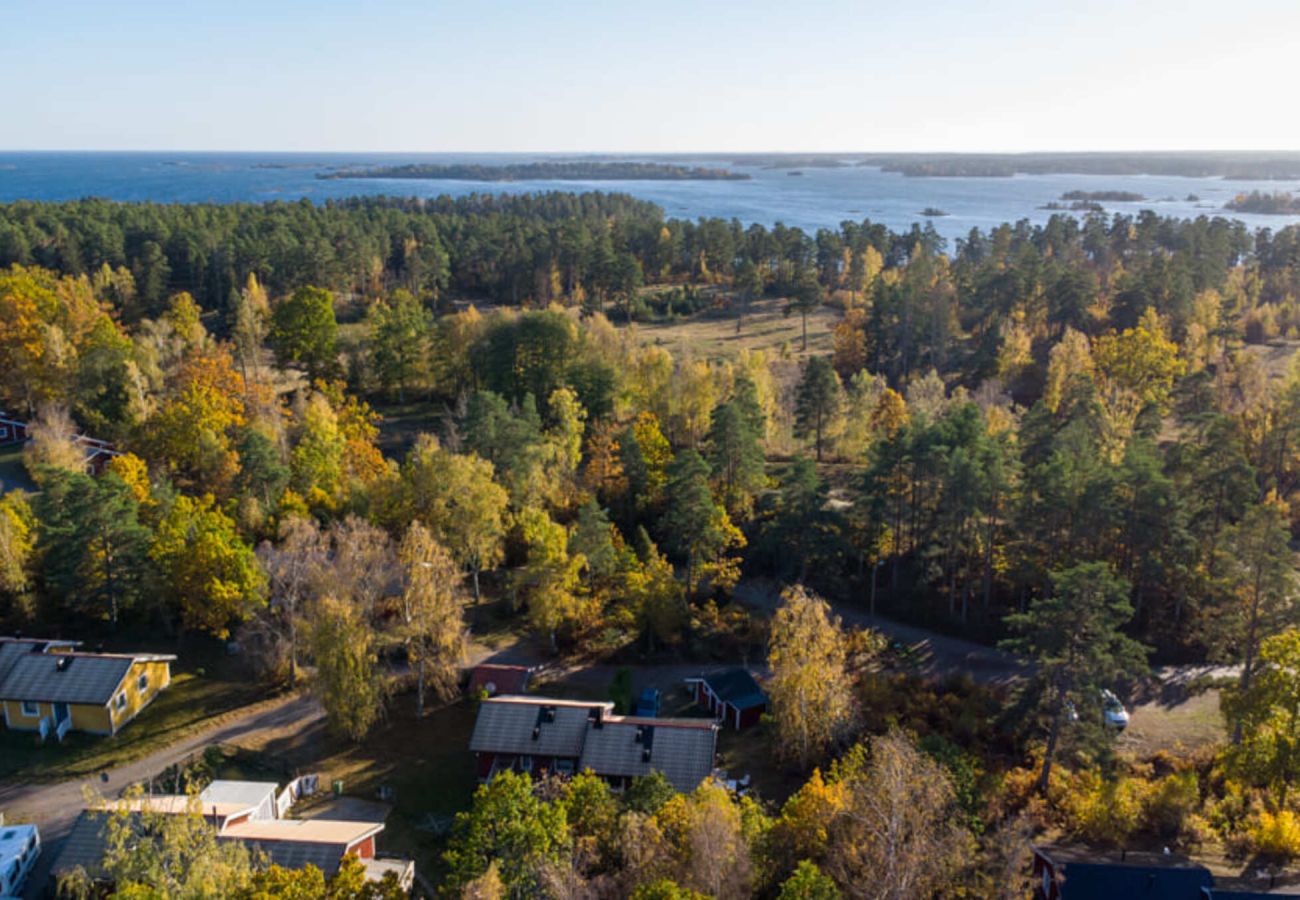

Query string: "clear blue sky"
[4, 0, 1297, 152]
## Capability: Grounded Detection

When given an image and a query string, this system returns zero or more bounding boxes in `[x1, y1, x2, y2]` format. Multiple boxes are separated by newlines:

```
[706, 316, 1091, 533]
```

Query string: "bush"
[1144, 771, 1200, 840]
[1251, 809, 1300, 859]
[1059, 770, 1146, 846]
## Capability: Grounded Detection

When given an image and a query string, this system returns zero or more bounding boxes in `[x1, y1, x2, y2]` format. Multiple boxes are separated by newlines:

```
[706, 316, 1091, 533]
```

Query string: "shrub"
[1060, 770, 1147, 846]
[1144, 771, 1200, 841]
[1250, 809, 1300, 859]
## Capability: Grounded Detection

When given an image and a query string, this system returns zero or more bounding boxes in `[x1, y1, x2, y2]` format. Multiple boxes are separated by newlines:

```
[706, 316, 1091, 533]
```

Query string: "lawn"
[627, 295, 839, 362]
[230, 692, 481, 883]
[0, 638, 272, 782]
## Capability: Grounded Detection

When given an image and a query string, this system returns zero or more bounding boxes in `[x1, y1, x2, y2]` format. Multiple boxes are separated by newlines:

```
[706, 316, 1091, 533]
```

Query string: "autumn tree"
[388, 435, 509, 602]
[512, 506, 586, 650]
[255, 515, 327, 683]
[767, 585, 858, 769]
[1223, 627, 1300, 807]
[823, 731, 971, 900]
[0, 491, 35, 616]
[24, 404, 85, 477]
[1001, 562, 1150, 790]
[309, 595, 384, 741]
[150, 493, 267, 638]
[794, 357, 842, 461]
[396, 522, 469, 716]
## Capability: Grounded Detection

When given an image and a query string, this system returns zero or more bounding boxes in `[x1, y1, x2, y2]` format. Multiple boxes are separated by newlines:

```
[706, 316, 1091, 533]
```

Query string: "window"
[137, 673, 149, 693]
[20, 701, 39, 718]
[114, 693, 127, 711]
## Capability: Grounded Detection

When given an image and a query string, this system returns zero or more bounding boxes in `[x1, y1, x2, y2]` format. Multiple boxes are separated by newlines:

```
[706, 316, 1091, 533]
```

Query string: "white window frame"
[20, 700, 39, 718]
[114, 693, 127, 711]
[137, 673, 149, 693]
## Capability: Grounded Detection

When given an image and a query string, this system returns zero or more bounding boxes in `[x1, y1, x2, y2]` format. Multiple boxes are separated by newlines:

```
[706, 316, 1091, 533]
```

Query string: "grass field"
[628, 295, 839, 362]
[0, 638, 272, 782]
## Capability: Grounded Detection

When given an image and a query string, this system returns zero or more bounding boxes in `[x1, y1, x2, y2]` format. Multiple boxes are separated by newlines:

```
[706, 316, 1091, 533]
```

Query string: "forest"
[6, 192, 1300, 896]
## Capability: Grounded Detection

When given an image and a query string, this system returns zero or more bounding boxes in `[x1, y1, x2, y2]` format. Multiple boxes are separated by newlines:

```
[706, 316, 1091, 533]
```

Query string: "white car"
[1101, 689, 1130, 730]
[0, 822, 40, 899]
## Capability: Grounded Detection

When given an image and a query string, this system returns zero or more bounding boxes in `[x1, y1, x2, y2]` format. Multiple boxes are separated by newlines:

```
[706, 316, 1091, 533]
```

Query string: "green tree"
[269, 285, 338, 379]
[512, 506, 585, 650]
[1000, 562, 1150, 790]
[705, 399, 767, 519]
[658, 449, 743, 596]
[443, 770, 570, 899]
[35, 470, 150, 626]
[794, 357, 842, 461]
[1208, 501, 1300, 741]
[785, 268, 824, 351]
[308, 595, 384, 741]
[733, 259, 764, 333]
[368, 289, 431, 401]
[778, 861, 841, 900]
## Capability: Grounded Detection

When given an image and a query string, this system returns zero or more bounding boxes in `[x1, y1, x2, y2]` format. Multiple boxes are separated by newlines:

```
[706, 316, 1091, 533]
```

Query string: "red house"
[0, 415, 28, 445]
[468, 663, 533, 697]
[686, 668, 767, 730]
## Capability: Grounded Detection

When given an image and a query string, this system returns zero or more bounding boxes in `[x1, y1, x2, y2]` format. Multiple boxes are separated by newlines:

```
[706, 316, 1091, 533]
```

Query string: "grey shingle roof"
[233, 839, 349, 875]
[0, 653, 134, 705]
[579, 719, 717, 792]
[0, 637, 80, 682]
[49, 811, 109, 878]
[470, 697, 608, 758]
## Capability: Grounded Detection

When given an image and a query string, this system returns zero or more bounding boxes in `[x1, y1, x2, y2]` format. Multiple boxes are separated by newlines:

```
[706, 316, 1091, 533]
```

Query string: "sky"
[4, 0, 1299, 153]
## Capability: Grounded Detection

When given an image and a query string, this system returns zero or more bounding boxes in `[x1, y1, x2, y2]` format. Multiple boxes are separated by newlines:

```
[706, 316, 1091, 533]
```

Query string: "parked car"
[1101, 689, 1130, 730]
[0, 821, 40, 899]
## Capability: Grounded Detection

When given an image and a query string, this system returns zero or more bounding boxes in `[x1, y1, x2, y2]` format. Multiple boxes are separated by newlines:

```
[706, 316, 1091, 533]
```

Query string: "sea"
[2, 152, 1299, 245]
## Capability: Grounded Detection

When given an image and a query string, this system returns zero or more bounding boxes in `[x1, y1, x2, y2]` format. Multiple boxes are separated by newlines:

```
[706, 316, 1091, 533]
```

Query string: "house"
[0, 640, 175, 740]
[686, 668, 767, 730]
[1028, 846, 1276, 900]
[0, 414, 118, 472]
[0, 415, 27, 445]
[468, 663, 533, 697]
[0, 821, 40, 898]
[49, 790, 413, 893]
[470, 695, 719, 793]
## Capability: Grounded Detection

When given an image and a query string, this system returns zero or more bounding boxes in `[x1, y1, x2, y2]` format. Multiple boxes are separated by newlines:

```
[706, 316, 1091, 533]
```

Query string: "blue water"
[2, 152, 1298, 244]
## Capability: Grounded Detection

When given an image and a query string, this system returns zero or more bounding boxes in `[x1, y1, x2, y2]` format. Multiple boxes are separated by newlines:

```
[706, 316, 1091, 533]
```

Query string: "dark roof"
[49, 811, 110, 879]
[468, 664, 532, 697]
[1054, 861, 1213, 899]
[0, 650, 173, 705]
[0, 637, 80, 682]
[234, 839, 350, 875]
[702, 668, 766, 709]
[579, 719, 717, 792]
[470, 697, 610, 758]
[1205, 892, 1283, 899]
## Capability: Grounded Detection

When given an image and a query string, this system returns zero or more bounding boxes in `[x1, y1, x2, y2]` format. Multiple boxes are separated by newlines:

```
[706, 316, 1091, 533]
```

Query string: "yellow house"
[0, 640, 175, 741]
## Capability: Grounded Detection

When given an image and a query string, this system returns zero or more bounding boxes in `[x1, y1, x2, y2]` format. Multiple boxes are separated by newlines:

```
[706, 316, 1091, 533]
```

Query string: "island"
[319, 161, 751, 182]
[1060, 190, 1145, 202]
[1225, 191, 1300, 214]
[919, 207, 948, 217]
[1040, 201, 1104, 212]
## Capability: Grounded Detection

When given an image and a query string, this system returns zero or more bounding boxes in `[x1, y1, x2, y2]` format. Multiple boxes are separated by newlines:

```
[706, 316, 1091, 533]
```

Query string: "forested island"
[851, 150, 1300, 179]
[1061, 190, 1146, 202]
[1227, 190, 1300, 214]
[319, 161, 751, 181]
